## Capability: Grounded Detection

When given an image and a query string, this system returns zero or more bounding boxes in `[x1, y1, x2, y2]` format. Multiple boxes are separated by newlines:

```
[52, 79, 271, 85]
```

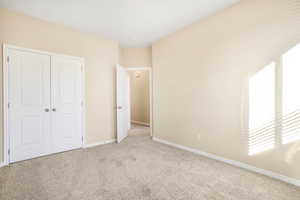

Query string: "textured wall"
[152, 0, 300, 180]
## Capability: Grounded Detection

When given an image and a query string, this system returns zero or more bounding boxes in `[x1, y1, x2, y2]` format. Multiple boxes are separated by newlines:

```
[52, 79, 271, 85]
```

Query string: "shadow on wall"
[248, 43, 300, 155]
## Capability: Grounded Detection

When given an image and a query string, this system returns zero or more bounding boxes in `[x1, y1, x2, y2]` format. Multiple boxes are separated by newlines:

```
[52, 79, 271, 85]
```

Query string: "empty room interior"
[0, 0, 300, 199]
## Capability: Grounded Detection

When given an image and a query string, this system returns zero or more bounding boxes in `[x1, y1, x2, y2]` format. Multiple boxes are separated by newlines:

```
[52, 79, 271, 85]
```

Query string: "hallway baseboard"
[83, 139, 116, 149]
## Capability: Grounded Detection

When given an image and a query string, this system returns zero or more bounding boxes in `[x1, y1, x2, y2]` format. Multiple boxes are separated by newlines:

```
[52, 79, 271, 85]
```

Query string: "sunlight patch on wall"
[248, 63, 276, 155]
[282, 44, 300, 144]
[248, 43, 300, 155]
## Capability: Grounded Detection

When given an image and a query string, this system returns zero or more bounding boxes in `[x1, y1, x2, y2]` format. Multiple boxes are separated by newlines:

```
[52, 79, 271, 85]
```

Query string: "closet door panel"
[51, 56, 83, 153]
[8, 49, 51, 163]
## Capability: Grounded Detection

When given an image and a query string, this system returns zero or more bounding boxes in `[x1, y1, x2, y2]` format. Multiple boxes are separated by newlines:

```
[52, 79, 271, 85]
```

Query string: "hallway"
[128, 124, 150, 136]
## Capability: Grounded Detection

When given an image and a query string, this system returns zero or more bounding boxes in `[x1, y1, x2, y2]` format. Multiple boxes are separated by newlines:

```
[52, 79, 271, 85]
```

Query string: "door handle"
[45, 108, 50, 112]
[52, 108, 56, 112]
[117, 106, 122, 110]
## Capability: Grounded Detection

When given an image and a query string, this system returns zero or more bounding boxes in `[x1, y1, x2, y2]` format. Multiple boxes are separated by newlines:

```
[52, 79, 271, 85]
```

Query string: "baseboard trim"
[83, 139, 116, 149]
[152, 137, 300, 187]
[131, 120, 150, 127]
[0, 162, 7, 168]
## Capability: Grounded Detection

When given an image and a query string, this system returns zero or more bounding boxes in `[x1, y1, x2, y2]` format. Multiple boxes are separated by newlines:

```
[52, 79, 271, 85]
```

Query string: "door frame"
[2, 44, 86, 166]
[126, 67, 153, 137]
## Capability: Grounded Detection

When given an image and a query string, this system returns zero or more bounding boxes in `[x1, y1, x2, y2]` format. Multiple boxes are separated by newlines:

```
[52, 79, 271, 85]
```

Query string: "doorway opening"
[128, 69, 151, 137]
[116, 65, 152, 143]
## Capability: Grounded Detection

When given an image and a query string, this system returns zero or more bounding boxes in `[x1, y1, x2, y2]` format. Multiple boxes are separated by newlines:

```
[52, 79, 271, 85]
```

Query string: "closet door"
[8, 49, 51, 163]
[51, 56, 83, 153]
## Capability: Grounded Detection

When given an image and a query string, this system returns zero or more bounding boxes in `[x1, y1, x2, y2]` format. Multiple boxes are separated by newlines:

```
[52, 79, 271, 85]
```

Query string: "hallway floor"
[128, 123, 150, 136]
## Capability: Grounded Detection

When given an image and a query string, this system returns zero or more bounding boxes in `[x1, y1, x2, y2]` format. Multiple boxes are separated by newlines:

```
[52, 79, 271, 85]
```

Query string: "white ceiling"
[0, 0, 239, 47]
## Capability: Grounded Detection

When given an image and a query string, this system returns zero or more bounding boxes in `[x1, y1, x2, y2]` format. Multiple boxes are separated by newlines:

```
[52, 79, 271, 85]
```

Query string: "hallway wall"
[129, 71, 150, 125]
[119, 47, 152, 67]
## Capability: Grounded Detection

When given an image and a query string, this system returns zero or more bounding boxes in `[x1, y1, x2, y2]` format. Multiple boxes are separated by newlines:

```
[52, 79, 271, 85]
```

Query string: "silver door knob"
[117, 106, 122, 110]
[45, 108, 50, 112]
[52, 108, 56, 112]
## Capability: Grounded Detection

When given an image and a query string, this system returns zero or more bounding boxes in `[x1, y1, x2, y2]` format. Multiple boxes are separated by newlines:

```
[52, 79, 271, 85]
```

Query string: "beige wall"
[129, 71, 150, 124]
[0, 8, 119, 162]
[152, 0, 300, 180]
[120, 47, 152, 67]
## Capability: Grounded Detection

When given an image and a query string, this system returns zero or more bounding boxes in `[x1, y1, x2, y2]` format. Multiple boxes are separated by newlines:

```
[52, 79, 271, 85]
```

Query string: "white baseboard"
[153, 137, 300, 187]
[0, 162, 7, 168]
[0, 140, 117, 167]
[83, 139, 116, 149]
[131, 120, 150, 126]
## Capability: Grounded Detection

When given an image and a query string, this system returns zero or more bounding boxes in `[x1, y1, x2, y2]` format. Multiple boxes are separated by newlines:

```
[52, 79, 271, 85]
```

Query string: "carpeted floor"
[0, 134, 299, 200]
[128, 123, 150, 136]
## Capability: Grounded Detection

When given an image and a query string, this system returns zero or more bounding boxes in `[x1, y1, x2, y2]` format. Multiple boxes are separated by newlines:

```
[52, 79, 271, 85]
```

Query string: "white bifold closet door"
[8, 50, 52, 163]
[51, 56, 83, 153]
[7, 48, 83, 163]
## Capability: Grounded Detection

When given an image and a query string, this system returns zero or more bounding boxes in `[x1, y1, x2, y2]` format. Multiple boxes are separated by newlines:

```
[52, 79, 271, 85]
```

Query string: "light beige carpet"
[0, 135, 299, 200]
[129, 124, 150, 136]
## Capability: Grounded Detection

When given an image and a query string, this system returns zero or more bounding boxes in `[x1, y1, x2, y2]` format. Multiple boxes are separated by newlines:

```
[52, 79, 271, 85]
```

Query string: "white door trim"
[2, 44, 86, 165]
[125, 66, 153, 137]
[3, 44, 10, 166]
